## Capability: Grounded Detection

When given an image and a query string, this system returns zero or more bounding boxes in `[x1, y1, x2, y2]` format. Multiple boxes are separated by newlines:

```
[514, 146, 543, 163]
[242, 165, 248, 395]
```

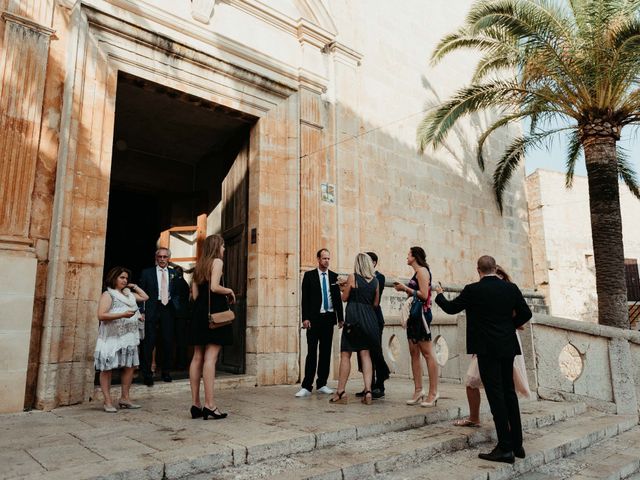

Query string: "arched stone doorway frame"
[34, 0, 350, 409]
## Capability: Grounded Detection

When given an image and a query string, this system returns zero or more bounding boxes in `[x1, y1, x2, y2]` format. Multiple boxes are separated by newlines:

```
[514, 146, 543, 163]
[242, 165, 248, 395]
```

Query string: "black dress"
[341, 274, 382, 352]
[406, 269, 433, 343]
[188, 281, 233, 346]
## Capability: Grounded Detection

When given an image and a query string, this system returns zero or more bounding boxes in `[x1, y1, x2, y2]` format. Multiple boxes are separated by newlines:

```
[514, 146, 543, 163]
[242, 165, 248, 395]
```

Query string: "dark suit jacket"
[435, 276, 532, 358]
[139, 266, 181, 319]
[301, 269, 344, 325]
[374, 271, 385, 325]
[375, 271, 385, 299]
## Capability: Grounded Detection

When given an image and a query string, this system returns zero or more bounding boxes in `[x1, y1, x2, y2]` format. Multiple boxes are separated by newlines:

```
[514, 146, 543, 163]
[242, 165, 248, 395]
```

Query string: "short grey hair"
[156, 247, 172, 257]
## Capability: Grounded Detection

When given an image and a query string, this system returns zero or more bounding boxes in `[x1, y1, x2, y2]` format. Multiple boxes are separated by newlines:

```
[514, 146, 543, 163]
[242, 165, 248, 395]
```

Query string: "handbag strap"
[208, 277, 230, 314]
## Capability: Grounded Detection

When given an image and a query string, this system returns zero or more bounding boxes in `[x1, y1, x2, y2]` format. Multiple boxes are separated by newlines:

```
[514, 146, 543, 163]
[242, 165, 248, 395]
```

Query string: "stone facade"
[526, 169, 640, 322]
[0, 0, 533, 412]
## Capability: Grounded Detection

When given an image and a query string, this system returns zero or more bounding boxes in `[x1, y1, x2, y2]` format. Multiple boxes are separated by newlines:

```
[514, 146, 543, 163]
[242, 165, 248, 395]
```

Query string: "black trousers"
[477, 354, 523, 452]
[359, 307, 390, 390]
[142, 303, 175, 376]
[301, 314, 335, 391]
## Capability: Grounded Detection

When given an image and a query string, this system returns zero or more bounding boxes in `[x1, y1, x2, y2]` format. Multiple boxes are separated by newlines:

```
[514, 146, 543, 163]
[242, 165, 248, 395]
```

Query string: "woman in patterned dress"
[94, 266, 149, 412]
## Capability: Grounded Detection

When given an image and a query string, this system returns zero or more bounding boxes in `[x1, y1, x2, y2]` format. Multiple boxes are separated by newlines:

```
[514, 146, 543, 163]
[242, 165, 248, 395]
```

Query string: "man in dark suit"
[296, 248, 344, 397]
[434, 255, 532, 464]
[139, 247, 182, 386]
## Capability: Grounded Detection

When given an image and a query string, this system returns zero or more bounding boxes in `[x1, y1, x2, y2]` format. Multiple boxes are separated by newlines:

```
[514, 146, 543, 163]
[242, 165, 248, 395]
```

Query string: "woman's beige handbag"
[207, 286, 235, 329]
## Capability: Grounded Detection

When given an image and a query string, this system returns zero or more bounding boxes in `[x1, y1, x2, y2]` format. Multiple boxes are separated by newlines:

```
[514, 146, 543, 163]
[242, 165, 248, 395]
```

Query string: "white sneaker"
[295, 388, 312, 397]
[317, 386, 334, 394]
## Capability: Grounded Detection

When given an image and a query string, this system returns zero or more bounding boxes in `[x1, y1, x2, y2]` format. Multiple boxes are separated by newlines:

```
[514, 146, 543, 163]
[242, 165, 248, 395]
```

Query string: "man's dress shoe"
[478, 446, 515, 464]
[514, 446, 526, 459]
[161, 372, 173, 383]
[143, 376, 154, 387]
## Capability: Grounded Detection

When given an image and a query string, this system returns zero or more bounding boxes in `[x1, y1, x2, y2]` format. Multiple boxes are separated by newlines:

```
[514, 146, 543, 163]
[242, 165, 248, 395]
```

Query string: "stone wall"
[526, 169, 640, 321]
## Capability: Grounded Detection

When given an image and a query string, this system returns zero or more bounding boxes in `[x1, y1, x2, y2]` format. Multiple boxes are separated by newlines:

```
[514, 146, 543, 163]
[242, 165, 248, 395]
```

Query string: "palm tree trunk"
[583, 135, 629, 328]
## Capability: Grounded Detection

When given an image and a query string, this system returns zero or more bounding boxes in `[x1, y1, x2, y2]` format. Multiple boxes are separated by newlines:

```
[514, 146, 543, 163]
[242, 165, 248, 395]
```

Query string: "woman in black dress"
[394, 246, 439, 407]
[330, 253, 385, 405]
[188, 234, 235, 420]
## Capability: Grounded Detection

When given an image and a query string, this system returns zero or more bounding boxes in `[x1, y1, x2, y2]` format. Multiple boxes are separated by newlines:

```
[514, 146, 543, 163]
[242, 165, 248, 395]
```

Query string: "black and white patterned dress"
[94, 288, 141, 371]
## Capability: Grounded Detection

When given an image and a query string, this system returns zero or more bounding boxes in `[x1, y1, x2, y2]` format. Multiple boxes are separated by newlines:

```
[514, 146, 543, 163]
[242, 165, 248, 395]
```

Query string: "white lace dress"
[94, 288, 141, 371]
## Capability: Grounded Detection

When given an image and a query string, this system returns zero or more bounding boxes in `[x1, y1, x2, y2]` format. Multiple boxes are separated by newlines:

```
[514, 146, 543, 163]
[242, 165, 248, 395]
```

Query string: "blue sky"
[525, 124, 640, 176]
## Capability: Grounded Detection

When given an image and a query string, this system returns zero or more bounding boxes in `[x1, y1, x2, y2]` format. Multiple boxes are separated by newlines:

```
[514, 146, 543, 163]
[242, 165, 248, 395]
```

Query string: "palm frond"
[417, 80, 523, 151]
[494, 129, 567, 211]
[565, 130, 582, 188]
[618, 148, 640, 199]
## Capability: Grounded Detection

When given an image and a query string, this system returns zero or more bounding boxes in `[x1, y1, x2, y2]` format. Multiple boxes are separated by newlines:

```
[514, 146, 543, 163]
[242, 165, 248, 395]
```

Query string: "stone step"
[21, 393, 543, 480]
[515, 425, 640, 480]
[367, 413, 638, 480]
[203, 401, 590, 480]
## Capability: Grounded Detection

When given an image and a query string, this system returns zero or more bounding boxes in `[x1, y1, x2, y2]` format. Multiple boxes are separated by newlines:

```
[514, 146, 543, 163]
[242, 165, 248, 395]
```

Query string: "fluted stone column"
[0, 7, 54, 412]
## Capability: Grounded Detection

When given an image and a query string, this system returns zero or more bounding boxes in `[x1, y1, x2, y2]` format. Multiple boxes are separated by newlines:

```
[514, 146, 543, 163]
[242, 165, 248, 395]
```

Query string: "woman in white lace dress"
[95, 267, 149, 412]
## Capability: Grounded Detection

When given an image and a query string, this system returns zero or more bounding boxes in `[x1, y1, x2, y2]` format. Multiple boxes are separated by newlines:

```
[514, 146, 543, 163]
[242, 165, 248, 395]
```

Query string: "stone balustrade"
[374, 284, 639, 417]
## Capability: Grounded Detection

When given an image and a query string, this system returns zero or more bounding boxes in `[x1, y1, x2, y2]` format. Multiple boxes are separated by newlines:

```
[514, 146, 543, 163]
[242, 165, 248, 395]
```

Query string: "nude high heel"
[420, 392, 440, 407]
[406, 389, 426, 405]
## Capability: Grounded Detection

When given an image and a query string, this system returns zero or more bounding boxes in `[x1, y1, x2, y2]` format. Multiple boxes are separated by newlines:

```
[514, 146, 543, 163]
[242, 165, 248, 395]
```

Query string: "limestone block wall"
[324, 0, 534, 288]
[526, 170, 640, 321]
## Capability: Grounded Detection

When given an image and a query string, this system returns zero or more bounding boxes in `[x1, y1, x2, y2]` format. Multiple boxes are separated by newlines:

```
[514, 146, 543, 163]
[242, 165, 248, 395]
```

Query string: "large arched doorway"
[104, 73, 254, 377]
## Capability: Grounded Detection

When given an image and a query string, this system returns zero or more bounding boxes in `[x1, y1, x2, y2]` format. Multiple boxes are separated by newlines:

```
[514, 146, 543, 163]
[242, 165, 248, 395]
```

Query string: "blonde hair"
[354, 253, 375, 281]
[193, 234, 224, 283]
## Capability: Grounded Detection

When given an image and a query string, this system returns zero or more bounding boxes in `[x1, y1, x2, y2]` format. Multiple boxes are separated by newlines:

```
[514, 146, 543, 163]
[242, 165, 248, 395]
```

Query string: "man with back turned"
[434, 255, 532, 464]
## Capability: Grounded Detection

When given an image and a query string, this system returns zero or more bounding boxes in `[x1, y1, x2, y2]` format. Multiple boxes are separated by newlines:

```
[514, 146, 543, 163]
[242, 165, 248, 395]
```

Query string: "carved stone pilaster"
[0, 11, 54, 250]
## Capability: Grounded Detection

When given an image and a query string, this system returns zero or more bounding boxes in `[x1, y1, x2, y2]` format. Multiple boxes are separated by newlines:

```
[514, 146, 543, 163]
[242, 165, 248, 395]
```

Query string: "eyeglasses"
[156, 255, 169, 259]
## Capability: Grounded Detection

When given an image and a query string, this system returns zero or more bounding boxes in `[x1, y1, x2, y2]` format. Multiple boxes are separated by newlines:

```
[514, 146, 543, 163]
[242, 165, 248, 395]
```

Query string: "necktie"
[322, 272, 329, 311]
[160, 269, 169, 306]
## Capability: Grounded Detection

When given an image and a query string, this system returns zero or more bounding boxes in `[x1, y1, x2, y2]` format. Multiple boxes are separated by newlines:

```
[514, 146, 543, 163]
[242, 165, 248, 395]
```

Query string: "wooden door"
[219, 141, 249, 373]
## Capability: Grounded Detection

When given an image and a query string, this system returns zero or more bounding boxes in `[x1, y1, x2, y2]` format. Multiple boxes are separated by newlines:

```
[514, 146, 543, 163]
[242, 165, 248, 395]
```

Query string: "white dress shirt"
[317, 268, 333, 313]
[156, 266, 171, 301]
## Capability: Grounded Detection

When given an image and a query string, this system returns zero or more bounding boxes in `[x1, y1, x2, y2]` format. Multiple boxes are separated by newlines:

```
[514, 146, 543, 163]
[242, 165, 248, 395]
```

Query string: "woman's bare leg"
[409, 341, 423, 395]
[99, 370, 113, 407]
[189, 346, 204, 407]
[202, 344, 222, 409]
[418, 340, 439, 401]
[467, 386, 482, 423]
[120, 367, 135, 401]
[359, 350, 373, 392]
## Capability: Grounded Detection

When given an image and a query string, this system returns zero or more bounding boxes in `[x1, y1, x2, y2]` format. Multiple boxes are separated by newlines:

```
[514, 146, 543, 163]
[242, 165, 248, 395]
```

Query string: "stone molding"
[83, 6, 298, 101]
[83, 0, 306, 93]
[227, 0, 338, 38]
[325, 41, 363, 68]
[1, 11, 56, 36]
[533, 314, 640, 343]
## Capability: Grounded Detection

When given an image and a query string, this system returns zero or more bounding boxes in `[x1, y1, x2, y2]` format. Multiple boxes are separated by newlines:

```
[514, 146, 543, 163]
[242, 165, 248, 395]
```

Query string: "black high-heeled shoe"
[190, 405, 203, 419]
[202, 406, 228, 420]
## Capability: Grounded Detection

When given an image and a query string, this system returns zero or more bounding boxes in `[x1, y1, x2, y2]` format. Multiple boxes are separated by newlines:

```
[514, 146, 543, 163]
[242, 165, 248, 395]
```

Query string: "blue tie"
[322, 272, 329, 311]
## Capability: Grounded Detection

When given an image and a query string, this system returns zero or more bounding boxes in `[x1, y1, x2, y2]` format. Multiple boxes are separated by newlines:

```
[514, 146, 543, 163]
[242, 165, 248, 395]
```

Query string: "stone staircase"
[201, 401, 639, 480]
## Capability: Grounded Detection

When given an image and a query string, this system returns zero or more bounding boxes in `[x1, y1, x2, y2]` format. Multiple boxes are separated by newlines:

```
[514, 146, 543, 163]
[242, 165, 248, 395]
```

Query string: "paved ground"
[0, 378, 479, 480]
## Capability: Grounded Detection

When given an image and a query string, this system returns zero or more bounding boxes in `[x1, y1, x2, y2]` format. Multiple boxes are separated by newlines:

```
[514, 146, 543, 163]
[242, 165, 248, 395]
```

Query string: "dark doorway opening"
[102, 72, 255, 383]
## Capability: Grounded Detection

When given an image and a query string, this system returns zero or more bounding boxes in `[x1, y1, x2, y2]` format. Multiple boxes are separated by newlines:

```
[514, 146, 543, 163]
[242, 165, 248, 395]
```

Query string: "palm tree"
[418, 0, 640, 328]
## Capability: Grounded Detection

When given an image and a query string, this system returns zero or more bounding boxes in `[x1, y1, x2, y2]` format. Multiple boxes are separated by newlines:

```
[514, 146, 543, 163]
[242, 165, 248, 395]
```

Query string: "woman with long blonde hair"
[330, 253, 388, 405]
[188, 234, 235, 420]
